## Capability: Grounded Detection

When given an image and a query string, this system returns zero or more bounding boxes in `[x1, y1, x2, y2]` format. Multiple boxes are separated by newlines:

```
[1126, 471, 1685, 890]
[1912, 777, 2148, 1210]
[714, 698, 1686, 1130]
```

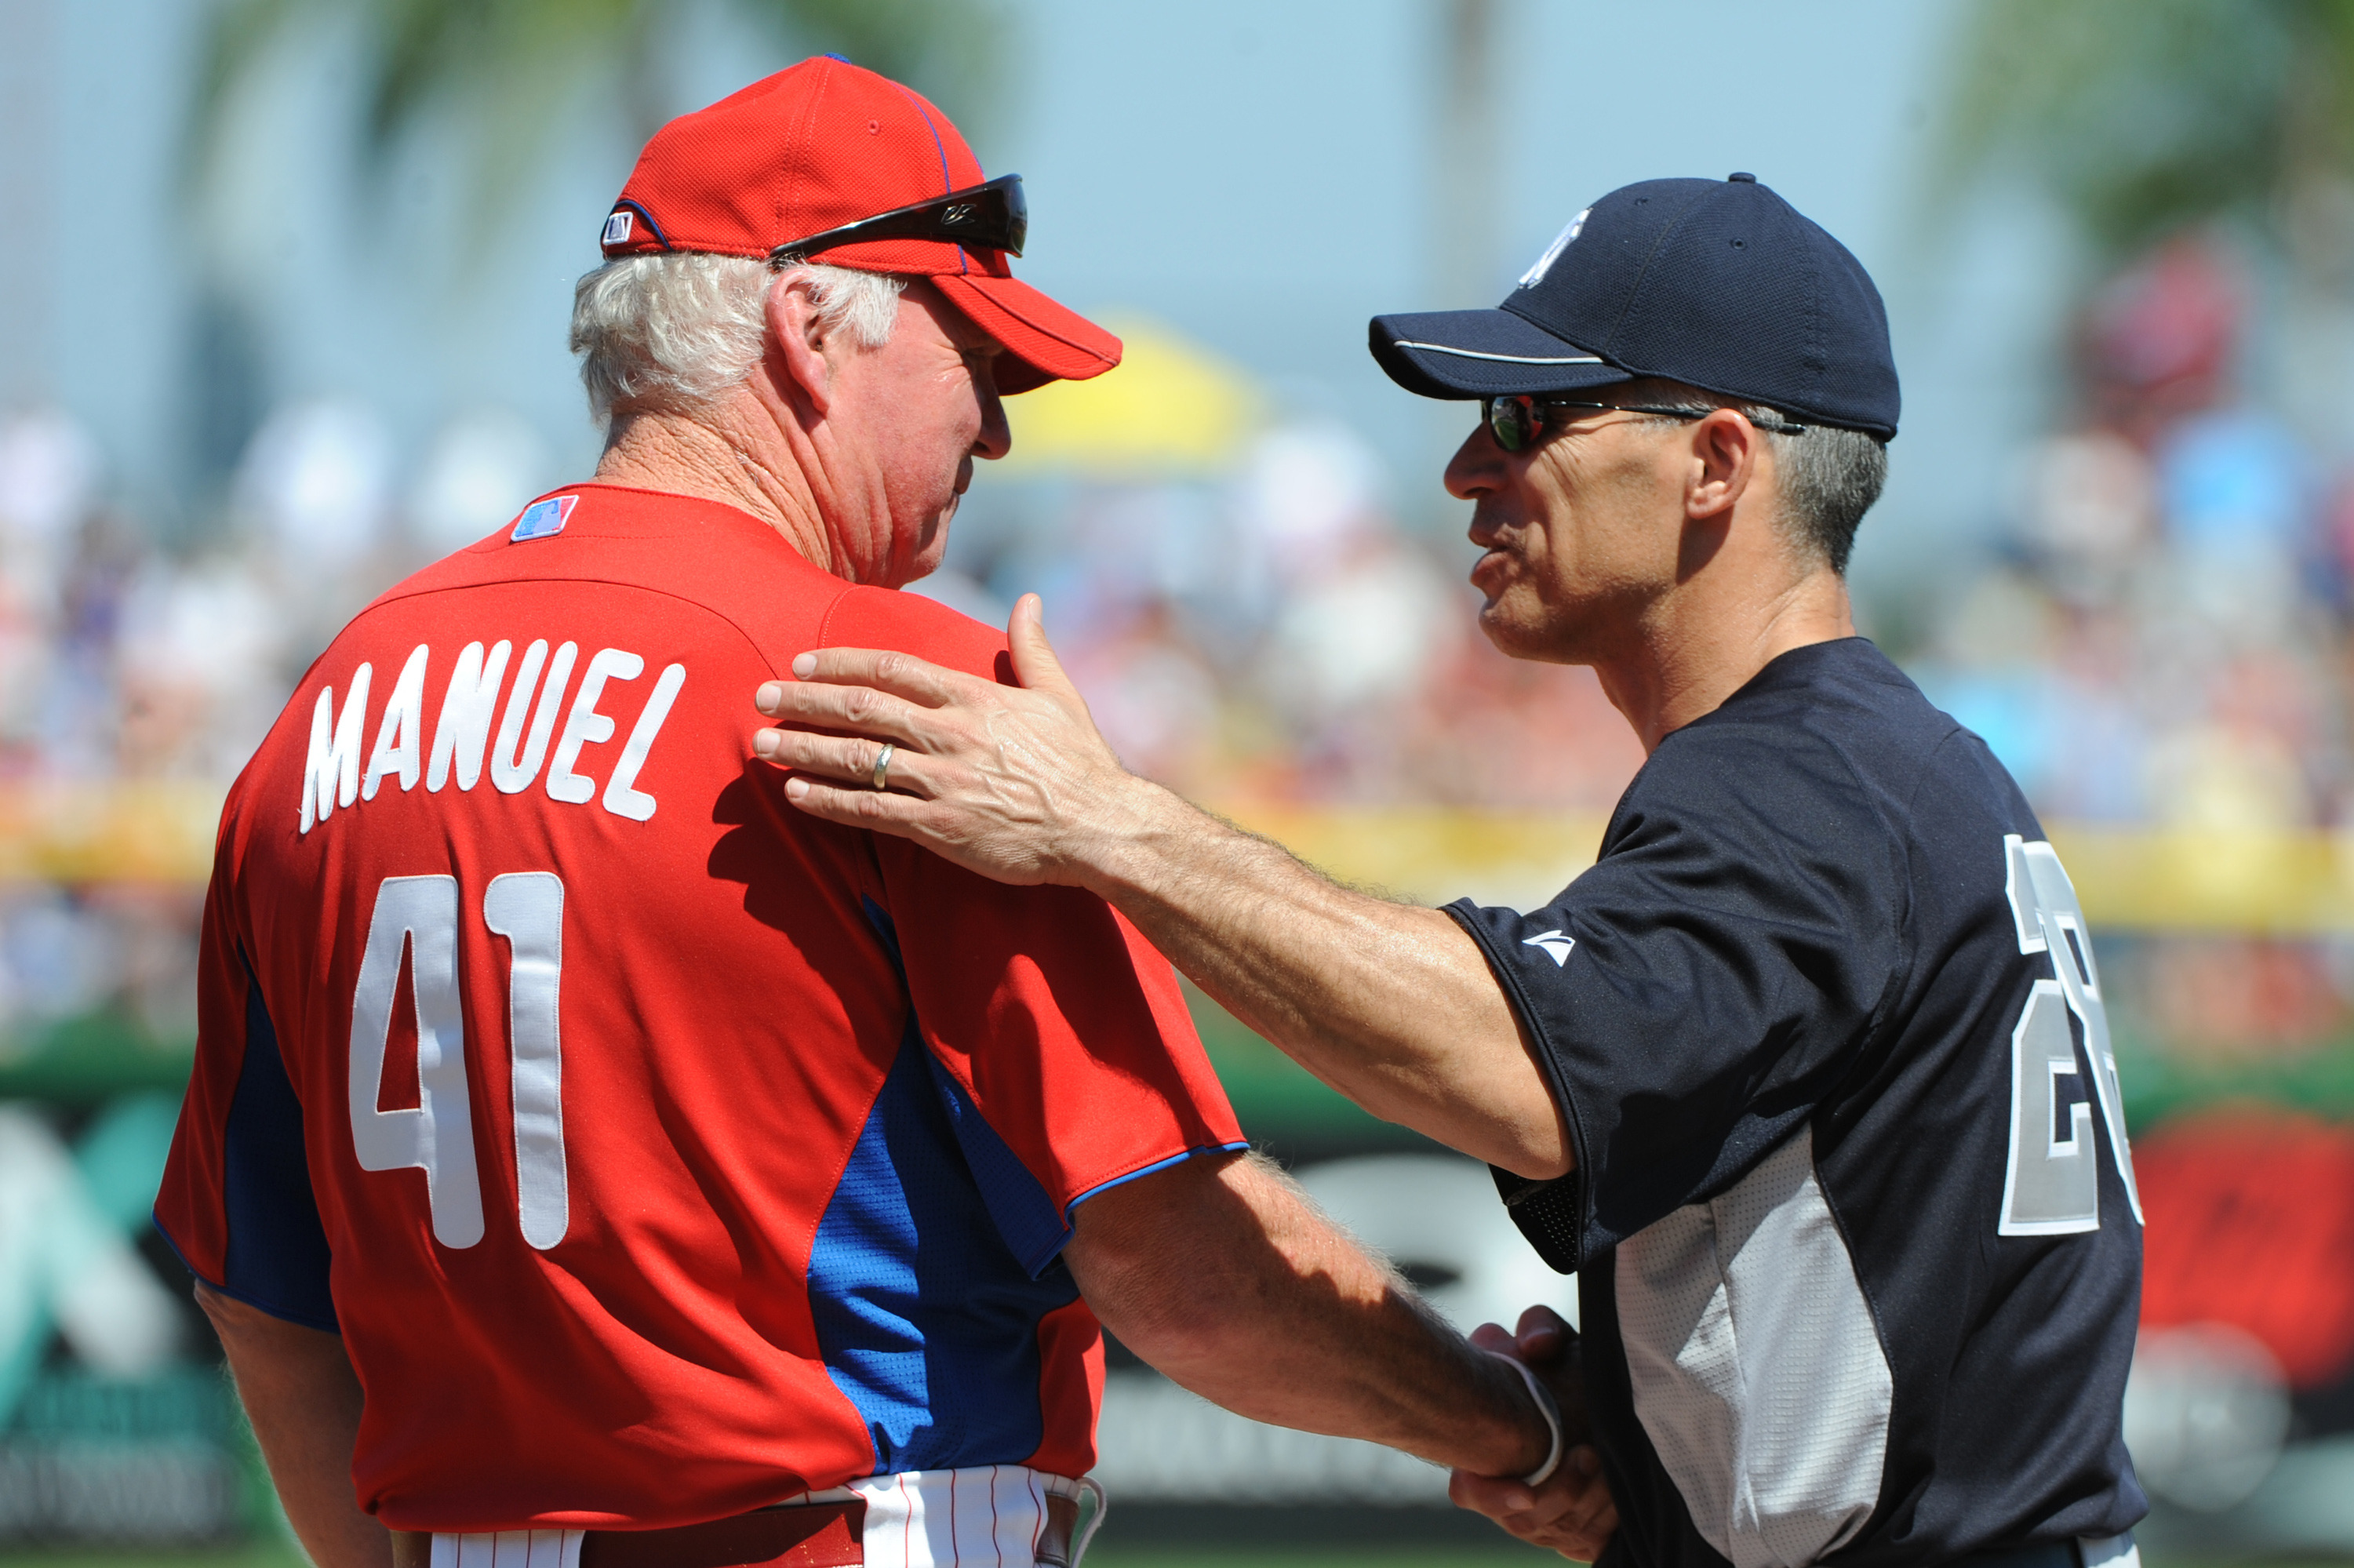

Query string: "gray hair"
[1637, 387, 1889, 574]
[569, 254, 907, 424]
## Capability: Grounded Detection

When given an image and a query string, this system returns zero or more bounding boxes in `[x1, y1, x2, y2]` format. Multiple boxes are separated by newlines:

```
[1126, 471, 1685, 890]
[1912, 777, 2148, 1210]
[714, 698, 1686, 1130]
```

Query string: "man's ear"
[766, 273, 835, 417]
[1686, 408, 1760, 522]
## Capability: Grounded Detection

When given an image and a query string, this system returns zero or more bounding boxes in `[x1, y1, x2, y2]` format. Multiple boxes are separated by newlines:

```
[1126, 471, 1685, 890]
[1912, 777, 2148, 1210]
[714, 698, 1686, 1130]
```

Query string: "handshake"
[1457, 1306, 1619, 1563]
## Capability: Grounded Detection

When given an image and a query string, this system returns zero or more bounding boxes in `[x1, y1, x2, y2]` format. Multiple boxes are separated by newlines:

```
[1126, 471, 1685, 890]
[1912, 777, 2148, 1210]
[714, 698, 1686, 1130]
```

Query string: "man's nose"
[971, 369, 1012, 461]
[1443, 424, 1502, 501]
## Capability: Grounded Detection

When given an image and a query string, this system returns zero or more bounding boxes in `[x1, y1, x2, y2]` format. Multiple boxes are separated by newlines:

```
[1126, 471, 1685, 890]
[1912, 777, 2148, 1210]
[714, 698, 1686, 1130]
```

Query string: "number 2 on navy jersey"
[1998, 835, 2141, 1236]
[348, 872, 568, 1250]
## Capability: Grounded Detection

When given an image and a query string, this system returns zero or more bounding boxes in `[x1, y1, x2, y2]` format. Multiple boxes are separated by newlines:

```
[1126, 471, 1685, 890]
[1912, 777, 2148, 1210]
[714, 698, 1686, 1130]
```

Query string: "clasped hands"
[1465, 1305, 1618, 1563]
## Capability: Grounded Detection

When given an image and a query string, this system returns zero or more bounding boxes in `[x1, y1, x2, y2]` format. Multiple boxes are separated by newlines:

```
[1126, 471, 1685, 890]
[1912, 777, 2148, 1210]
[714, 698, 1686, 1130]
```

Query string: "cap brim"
[933, 273, 1122, 395]
[1368, 307, 1632, 398]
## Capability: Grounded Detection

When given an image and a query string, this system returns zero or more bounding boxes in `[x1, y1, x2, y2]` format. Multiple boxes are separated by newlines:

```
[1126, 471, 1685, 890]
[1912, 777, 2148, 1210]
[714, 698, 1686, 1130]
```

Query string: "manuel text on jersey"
[298, 638, 687, 833]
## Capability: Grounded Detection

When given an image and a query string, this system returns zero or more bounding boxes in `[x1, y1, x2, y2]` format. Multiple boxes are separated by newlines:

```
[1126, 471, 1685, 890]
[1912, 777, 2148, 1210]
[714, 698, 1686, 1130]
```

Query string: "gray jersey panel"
[1615, 1130, 1892, 1568]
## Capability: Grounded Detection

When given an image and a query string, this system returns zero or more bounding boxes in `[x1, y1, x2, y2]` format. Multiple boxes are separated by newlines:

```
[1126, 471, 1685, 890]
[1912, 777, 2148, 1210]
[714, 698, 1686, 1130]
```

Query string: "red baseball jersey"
[154, 484, 1244, 1532]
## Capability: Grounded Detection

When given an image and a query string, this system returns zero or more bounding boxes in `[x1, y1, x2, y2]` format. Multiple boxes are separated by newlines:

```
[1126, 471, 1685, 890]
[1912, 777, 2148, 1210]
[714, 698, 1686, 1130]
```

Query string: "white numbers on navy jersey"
[1997, 835, 2142, 1236]
[347, 871, 574, 1250]
[300, 641, 687, 833]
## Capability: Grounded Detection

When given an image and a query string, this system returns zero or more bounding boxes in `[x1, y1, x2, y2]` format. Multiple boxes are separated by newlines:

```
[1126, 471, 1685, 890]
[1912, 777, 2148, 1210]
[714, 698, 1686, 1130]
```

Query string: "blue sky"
[8, 0, 2062, 602]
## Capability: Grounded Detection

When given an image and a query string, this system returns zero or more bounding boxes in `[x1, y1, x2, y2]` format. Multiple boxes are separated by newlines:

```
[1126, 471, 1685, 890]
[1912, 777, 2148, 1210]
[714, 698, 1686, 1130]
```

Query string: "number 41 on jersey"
[347, 873, 569, 1251]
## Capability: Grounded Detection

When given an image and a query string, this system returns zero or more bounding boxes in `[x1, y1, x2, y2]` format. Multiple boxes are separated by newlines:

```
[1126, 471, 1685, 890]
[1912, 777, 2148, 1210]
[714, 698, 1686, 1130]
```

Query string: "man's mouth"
[1469, 547, 1514, 596]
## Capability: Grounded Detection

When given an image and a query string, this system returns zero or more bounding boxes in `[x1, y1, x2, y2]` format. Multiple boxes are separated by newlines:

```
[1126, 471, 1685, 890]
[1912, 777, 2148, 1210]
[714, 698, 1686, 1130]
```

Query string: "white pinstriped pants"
[424, 1465, 1093, 1568]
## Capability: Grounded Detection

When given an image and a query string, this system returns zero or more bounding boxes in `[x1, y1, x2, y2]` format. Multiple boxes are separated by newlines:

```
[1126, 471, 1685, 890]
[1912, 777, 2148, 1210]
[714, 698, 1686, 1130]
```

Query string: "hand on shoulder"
[751, 593, 1164, 889]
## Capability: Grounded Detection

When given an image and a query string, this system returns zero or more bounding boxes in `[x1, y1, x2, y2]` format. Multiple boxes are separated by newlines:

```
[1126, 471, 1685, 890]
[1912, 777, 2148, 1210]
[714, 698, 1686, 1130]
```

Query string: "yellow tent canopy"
[1002, 315, 1259, 478]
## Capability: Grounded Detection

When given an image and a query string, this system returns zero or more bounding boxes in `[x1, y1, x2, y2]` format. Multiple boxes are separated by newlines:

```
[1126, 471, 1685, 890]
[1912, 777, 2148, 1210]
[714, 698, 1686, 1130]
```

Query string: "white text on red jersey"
[299, 642, 687, 832]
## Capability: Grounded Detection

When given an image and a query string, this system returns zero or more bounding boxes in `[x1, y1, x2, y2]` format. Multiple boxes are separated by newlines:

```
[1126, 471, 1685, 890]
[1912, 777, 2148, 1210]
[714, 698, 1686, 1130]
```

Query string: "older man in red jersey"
[155, 58, 1611, 1568]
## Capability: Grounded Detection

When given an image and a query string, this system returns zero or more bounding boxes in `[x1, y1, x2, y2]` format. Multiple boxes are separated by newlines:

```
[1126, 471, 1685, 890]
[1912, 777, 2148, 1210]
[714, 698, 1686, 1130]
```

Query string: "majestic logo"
[1522, 929, 1575, 967]
[602, 210, 635, 246]
[511, 495, 578, 544]
[1518, 207, 1590, 289]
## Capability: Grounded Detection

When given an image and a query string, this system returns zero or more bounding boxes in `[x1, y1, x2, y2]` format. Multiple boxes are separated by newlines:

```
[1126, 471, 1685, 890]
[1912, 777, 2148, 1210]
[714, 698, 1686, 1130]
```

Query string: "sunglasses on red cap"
[768, 173, 1028, 265]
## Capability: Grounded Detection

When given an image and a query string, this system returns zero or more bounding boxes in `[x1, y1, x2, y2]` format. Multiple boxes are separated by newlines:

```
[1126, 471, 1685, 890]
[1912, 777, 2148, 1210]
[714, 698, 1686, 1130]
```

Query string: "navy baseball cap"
[1370, 173, 1900, 439]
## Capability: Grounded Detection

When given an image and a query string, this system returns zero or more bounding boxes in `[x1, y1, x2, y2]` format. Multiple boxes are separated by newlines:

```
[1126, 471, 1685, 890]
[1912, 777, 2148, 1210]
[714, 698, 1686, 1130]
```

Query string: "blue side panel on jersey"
[807, 1029, 1081, 1472]
[921, 1054, 1071, 1276]
[216, 957, 337, 1330]
[861, 897, 906, 966]
[857, 897, 1071, 1275]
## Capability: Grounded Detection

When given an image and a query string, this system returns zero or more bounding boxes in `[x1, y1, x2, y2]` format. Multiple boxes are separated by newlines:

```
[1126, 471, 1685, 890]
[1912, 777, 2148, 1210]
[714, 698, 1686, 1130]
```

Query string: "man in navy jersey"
[758, 174, 2146, 1568]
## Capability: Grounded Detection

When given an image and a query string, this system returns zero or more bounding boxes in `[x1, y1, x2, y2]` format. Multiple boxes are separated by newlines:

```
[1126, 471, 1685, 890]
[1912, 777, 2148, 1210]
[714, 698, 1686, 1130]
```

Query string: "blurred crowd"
[0, 399, 552, 1049]
[1907, 237, 2354, 1065]
[6, 252, 2354, 1067]
[1916, 239, 2347, 835]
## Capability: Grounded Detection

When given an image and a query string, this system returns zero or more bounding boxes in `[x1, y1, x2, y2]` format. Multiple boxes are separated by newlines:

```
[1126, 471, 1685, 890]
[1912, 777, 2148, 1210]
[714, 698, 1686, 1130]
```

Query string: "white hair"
[569, 254, 907, 424]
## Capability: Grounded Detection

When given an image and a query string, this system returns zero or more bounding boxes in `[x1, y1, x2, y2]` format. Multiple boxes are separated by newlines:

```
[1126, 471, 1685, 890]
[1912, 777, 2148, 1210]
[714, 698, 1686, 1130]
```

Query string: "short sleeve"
[824, 587, 1246, 1277]
[1450, 720, 1906, 1268]
[152, 802, 337, 1330]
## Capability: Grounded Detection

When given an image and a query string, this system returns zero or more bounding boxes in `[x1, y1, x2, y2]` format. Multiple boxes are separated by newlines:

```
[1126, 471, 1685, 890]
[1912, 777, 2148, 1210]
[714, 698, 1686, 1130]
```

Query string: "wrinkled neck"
[595, 403, 832, 571]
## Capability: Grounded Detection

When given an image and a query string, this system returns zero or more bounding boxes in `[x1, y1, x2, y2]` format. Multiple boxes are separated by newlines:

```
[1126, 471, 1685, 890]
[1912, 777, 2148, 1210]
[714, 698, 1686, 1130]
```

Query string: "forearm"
[1068, 1151, 1546, 1475]
[197, 1283, 390, 1568]
[1081, 777, 1570, 1177]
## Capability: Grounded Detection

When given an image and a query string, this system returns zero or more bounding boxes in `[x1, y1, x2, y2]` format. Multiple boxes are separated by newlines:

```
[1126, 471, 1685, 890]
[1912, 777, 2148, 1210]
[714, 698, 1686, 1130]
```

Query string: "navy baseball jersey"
[1453, 638, 2145, 1568]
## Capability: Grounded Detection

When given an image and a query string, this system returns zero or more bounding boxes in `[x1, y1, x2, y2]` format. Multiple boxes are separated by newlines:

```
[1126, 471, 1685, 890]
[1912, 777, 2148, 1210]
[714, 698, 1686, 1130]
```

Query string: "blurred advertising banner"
[0, 1096, 253, 1546]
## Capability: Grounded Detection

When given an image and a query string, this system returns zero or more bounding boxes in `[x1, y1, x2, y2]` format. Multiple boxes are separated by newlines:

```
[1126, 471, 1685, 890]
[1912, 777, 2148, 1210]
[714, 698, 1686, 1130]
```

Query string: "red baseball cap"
[599, 56, 1119, 395]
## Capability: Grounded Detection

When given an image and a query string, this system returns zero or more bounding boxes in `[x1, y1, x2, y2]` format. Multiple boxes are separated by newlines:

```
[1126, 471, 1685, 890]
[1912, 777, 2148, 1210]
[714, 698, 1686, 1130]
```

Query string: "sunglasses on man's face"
[769, 173, 1028, 264]
[1479, 395, 1806, 453]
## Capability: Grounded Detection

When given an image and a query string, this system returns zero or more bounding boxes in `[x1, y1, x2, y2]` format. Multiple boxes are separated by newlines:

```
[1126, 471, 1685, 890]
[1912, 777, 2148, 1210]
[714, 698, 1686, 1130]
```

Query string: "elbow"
[1432, 1098, 1572, 1183]
[193, 1279, 250, 1340]
[1496, 1134, 1573, 1184]
[1493, 1074, 1576, 1181]
[1104, 1312, 1226, 1380]
[1088, 1258, 1255, 1376]
[1062, 1149, 1293, 1381]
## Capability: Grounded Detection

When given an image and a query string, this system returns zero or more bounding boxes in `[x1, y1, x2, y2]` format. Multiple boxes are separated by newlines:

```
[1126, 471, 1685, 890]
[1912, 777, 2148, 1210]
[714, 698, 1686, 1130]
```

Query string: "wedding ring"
[870, 742, 895, 791]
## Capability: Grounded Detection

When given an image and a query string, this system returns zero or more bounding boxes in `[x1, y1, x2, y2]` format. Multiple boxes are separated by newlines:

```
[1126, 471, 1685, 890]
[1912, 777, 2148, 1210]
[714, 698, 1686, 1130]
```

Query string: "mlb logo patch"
[511, 495, 578, 543]
[602, 210, 635, 246]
